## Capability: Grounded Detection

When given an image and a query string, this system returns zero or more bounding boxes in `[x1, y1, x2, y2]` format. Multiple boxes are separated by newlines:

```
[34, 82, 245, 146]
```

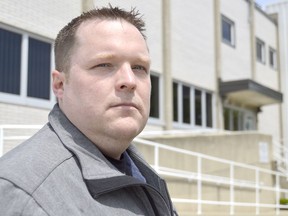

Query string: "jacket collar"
[48, 104, 123, 180]
[48, 104, 173, 214]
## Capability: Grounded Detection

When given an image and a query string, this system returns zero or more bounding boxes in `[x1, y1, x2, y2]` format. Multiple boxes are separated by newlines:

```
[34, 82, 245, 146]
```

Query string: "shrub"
[280, 198, 288, 205]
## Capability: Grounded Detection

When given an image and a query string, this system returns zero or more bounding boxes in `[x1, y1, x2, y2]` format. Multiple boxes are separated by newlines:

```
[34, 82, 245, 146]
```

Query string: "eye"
[132, 65, 147, 73]
[95, 63, 111, 68]
[89, 63, 112, 71]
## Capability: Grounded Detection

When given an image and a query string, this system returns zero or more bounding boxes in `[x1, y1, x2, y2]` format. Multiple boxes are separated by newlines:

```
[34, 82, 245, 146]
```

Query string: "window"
[256, 38, 265, 64]
[0, 26, 54, 108]
[206, 92, 213, 127]
[0, 28, 22, 95]
[173, 81, 213, 128]
[150, 74, 160, 118]
[28, 38, 51, 99]
[182, 85, 191, 124]
[173, 82, 179, 122]
[195, 89, 202, 126]
[222, 15, 235, 46]
[269, 47, 277, 69]
[224, 106, 256, 131]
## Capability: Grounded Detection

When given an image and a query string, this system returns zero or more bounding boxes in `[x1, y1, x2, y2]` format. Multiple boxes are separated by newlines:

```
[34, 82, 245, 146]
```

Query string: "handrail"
[0, 125, 43, 156]
[134, 138, 282, 176]
[133, 137, 288, 215]
[273, 140, 288, 178]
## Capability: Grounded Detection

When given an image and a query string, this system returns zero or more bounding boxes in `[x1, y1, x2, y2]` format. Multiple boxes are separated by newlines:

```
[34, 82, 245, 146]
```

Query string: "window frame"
[224, 105, 256, 131]
[0, 28, 22, 95]
[172, 81, 214, 129]
[148, 72, 164, 126]
[0, 24, 55, 109]
[269, 47, 277, 70]
[256, 38, 266, 64]
[221, 15, 236, 47]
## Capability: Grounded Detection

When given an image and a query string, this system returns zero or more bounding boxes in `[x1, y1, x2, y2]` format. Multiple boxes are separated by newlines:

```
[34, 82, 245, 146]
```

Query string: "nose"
[116, 65, 137, 92]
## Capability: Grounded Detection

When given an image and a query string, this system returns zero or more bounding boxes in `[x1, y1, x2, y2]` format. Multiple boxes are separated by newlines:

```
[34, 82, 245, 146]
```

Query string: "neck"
[87, 133, 133, 160]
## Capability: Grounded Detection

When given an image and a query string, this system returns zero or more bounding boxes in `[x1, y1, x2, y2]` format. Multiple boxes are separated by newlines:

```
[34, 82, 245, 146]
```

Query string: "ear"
[52, 70, 66, 101]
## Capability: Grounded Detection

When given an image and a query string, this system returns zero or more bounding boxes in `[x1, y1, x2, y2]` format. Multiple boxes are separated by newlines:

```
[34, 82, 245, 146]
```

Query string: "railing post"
[276, 174, 280, 215]
[255, 169, 260, 215]
[0, 127, 3, 157]
[230, 164, 234, 215]
[197, 156, 202, 215]
[154, 145, 159, 172]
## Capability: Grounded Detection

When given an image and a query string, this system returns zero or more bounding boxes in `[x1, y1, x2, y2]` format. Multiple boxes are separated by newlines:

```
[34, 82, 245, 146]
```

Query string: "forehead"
[73, 18, 150, 58]
[75, 18, 145, 43]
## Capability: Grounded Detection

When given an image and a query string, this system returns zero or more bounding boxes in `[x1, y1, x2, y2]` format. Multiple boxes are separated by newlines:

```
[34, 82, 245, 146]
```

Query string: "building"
[0, 0, 285, 141]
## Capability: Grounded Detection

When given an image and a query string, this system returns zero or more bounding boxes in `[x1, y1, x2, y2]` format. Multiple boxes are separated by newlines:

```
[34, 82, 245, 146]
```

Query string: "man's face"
[54, 19, 151, 154]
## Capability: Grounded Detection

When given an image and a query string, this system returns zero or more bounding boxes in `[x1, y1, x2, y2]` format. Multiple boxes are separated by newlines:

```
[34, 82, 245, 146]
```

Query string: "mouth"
[111, 102, 139, 110]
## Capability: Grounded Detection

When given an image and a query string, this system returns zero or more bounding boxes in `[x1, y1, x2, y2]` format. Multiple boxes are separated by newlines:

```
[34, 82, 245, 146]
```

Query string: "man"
[0, 6, 177, 216]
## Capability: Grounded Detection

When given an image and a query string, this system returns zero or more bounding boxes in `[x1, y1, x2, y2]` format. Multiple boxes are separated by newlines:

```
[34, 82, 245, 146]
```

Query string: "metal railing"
[133, 137, 288, 215]
[0, 125, 43, 156]
[274, 140, 288, 178]
[1, 125, 288, 215]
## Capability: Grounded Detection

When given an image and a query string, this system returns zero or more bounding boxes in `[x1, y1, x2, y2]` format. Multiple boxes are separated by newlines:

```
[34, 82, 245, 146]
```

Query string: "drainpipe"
[250, 0, 256, 80]
[82, 0, 94, 12]
[162, 0, 173, 130]
[214, 0, 223, 129]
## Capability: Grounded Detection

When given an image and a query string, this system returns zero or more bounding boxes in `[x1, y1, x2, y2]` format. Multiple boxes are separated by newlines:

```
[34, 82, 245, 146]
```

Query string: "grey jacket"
[0, 105, 177, 216]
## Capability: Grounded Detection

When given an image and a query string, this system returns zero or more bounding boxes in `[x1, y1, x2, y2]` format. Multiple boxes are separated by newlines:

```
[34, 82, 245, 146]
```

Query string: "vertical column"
[154, 145, 159, 172]
[214, 0, 223, 129]
[162, 0, 173, 130]
[82, 0, 94, 12]
[255, 169, 260, 215]
[20, 34, 28, 101]
[197, 156, 202, 215]
[230, 164, 235, 215]
[275, 174, 280, 215]
[250, 0, 256, 80]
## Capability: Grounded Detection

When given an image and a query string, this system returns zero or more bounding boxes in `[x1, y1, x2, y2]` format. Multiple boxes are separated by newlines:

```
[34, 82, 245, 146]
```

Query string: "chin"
[114, 122, 145, 139]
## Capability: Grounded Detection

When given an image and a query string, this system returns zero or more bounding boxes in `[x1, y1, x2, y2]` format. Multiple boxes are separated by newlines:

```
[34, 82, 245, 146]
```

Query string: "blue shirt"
[105, 151, 146, 183]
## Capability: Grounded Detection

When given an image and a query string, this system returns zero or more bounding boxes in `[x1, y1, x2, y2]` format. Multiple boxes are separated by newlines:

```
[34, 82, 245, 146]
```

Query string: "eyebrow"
[89, 53, 151, 64]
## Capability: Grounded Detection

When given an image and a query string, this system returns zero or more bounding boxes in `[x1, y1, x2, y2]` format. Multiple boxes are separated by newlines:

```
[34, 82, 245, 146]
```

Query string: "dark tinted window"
[195, 89, 202, 126]
[150, 75, 160, 118]
[0, 28, 22, 94]
[173, 82, 178, 121]
[27, 37, 51, 99]
[222, 19, 231, 42]
[206, 92, 213, 127]
[182, 85, 190, 124]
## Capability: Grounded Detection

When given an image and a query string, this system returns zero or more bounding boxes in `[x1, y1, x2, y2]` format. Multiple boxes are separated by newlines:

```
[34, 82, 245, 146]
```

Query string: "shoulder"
[0, 124, 73, 195]
[0, 178, 49, 216]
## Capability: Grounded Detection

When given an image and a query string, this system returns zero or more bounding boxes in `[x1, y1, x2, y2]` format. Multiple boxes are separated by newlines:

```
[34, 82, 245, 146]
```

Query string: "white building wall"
[220, 0, 281, 141]
[258, 105, 281, 141]
[221, 0, 252, 81]
[255, 8, 280, 142]
[0, 103, 49, 125]
[0, 0, 81, 40]
[170, 0, 215, 90]
[255, 9, 279, 90]
[266, 0, 288, 144]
